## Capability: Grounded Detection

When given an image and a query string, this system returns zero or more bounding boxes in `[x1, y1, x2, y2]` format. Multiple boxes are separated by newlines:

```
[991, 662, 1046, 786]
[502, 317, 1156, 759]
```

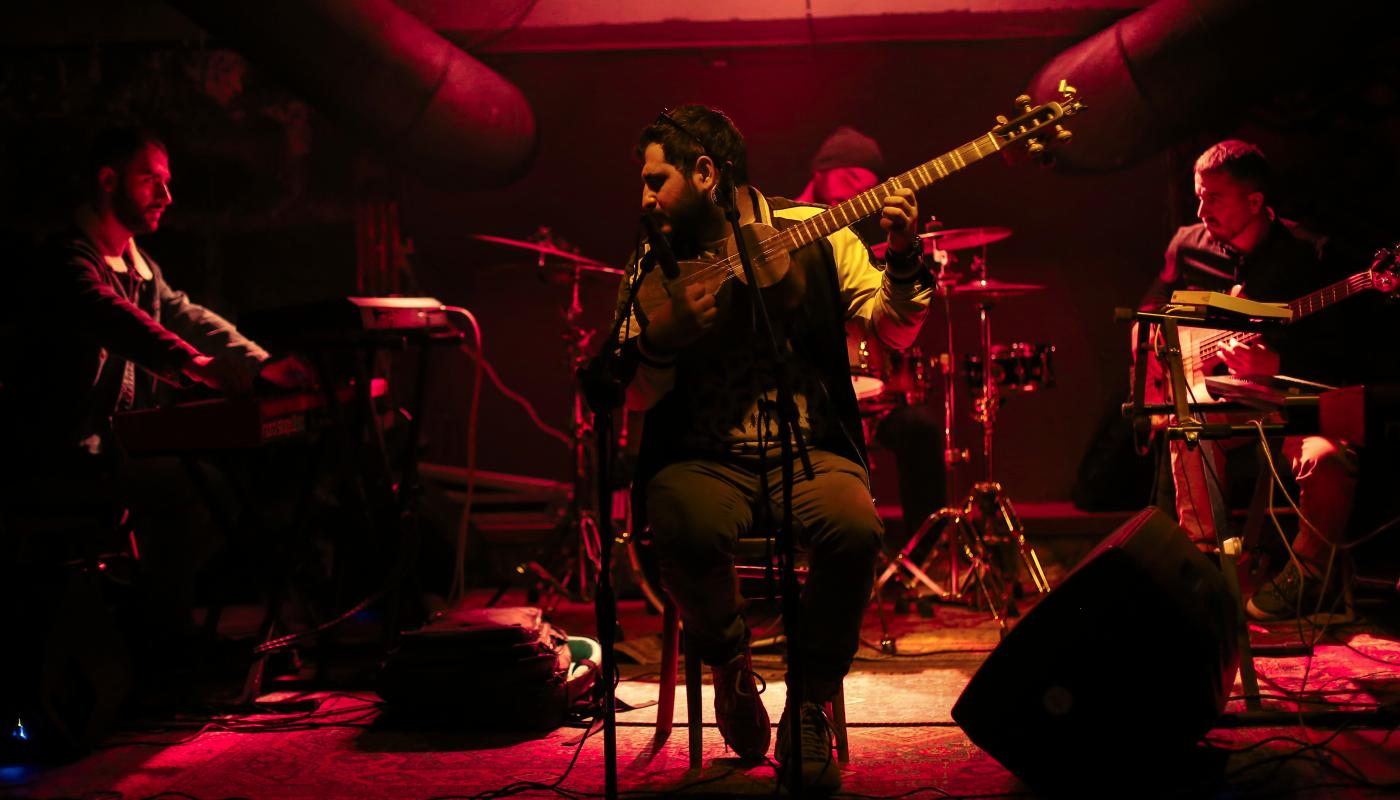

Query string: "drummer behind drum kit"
[475, 224, 1055, 628]
[863, 225, 1054, 629]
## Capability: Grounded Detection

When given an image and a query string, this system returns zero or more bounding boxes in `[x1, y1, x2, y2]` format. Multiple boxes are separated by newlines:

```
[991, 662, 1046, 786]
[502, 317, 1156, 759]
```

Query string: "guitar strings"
[664, 135, 999, 292]
[1175, 273, 1372, 371]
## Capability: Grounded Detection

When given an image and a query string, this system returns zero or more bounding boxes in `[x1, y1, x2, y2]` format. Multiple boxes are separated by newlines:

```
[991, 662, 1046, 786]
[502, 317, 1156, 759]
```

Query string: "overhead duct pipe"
[172, 0, 537, 188]
[1025, 0, 1376, 173]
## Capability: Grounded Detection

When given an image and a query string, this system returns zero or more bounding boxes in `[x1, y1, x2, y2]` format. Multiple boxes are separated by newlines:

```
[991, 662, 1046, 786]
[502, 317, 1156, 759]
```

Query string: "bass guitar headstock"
[991, 79, 1085, 166]
[1370, 243, 1400, 295]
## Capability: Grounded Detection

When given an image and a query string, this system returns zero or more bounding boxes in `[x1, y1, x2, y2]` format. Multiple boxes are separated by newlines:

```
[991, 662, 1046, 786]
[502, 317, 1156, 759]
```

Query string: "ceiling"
[4, 0, 1152, 50]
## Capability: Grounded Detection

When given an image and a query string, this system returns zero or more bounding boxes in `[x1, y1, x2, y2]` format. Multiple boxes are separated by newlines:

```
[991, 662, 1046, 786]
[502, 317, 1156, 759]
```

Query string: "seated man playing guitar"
[1139, 139, 1356, 622]
[610, 105, 932, 790]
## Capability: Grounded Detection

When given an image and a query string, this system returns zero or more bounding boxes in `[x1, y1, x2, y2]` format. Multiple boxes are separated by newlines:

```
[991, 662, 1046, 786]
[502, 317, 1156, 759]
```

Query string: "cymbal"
[474, 233, 620, 274]
[919, 226, 1012, 251]
[867, 226, 1011, 259]
[947, 278, 1044, 298]
[483, 261, 626, 283]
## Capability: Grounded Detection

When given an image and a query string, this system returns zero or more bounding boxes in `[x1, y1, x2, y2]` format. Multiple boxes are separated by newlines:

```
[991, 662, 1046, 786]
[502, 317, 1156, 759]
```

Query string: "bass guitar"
[1139, 245, 1399, 422]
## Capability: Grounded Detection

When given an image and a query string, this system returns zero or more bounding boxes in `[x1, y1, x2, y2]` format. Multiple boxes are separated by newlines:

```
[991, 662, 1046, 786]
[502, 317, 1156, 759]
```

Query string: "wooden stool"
[653, 592, 850, 768]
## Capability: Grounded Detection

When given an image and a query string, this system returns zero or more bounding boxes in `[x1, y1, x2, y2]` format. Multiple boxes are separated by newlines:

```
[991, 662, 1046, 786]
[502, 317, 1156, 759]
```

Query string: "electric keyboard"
[111, 380, 387, 454]
[239, 297, 457, 345]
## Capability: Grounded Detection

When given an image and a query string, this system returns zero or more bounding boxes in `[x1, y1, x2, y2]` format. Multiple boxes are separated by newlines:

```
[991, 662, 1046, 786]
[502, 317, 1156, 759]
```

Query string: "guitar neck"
[776, 133, 1004, 253]
[1288, 270, 1375, 317]
[1198, 270, 1375, 358]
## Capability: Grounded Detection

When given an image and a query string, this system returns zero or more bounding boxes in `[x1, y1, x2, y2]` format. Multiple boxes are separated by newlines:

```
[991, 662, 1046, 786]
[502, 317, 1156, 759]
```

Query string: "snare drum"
[963, 342, 1056, 394]
[846, 328, 886, 404]
[847, 325, 938, 415]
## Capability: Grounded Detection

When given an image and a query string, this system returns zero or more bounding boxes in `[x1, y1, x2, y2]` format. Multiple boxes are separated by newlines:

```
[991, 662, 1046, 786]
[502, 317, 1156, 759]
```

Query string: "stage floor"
[5, 588, 1400, 800]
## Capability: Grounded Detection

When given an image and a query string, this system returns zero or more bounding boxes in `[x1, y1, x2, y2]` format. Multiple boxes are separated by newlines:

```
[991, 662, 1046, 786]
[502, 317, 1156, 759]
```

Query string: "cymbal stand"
[956, 252, 1050, 620]
[874, 249, 965, 601]
[510, 233, 604, 610]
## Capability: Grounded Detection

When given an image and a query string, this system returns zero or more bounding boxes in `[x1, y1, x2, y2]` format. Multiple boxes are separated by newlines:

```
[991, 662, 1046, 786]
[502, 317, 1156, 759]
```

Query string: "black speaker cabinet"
[951, 506, 1240, 791]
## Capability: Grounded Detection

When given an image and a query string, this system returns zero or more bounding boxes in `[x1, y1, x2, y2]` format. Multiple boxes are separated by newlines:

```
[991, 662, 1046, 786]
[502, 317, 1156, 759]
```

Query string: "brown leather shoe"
[711, 649, 770, 760]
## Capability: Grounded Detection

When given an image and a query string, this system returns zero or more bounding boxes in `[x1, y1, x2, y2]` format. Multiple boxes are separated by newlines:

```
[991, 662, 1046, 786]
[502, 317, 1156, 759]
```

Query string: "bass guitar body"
[1139, 323, 1232, 432]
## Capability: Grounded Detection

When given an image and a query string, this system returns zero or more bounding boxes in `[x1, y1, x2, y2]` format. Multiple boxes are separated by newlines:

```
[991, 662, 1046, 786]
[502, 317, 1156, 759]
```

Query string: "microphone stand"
[577, 254, 652, 800]
[715, 164, 810, 798]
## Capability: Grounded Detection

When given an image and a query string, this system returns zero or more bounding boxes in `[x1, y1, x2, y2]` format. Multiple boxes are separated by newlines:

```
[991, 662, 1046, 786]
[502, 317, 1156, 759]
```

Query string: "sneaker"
[1246, 560, 1349, 623]
[711, 649, 770, 760]
[775, 701, 841, 794]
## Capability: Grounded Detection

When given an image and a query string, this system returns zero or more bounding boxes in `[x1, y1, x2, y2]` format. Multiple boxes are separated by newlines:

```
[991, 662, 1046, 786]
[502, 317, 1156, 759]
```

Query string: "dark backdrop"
[5, 32, 1397, 507]
[407, 38, 1171, 505]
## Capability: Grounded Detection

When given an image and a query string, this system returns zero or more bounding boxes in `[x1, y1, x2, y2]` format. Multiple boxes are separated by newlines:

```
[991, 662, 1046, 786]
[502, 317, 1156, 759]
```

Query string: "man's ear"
[692, 155, 718, 194]
[97, 166, 119, 196]
[1247, 191, 1265, 216]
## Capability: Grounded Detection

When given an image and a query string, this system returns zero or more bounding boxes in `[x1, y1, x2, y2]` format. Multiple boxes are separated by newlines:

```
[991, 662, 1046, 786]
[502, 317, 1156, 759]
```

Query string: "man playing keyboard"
[1, 127, 309, 653]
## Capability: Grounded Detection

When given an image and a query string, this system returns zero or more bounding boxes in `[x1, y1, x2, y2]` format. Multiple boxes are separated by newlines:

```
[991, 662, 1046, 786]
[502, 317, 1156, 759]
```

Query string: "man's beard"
[661, 185, 710, 258]
[113, 193, 161, 234]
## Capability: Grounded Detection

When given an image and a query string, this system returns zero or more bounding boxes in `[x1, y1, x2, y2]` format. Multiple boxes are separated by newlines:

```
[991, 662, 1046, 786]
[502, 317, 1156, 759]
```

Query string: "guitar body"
[1139, 324, 1230, 432]
[634, 222, 801, 324]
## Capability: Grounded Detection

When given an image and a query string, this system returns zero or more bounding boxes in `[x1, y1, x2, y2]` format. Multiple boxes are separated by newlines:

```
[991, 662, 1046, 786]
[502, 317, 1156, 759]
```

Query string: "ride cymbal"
[474, 233, 620, 275]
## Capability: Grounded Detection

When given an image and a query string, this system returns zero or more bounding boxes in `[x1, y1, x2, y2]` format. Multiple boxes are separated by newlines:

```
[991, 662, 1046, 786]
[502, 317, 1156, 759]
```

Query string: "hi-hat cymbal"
[474, 233, 620, 275]
[920, 226, 1012, 251]
[947, 278, 1044, 299]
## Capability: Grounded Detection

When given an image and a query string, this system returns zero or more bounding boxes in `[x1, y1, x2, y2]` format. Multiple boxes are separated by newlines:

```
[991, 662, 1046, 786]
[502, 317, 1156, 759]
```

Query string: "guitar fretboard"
[680, 132, 1006, 287]
[1288, 272, 1375, 317]
[777, 133, 1003, 254]
[1195, 271, 1375, 362]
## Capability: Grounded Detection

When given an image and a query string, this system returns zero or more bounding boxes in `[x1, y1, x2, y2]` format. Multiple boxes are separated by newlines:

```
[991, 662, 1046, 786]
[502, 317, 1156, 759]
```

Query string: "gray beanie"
[811, 126, 883, 174]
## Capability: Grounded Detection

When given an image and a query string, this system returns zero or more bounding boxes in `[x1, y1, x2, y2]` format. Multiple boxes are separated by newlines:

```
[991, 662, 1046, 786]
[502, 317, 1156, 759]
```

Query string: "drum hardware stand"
[503, 231, 606, 609]
[874, 248, 1050, 630]
[875, 251, 963, 604]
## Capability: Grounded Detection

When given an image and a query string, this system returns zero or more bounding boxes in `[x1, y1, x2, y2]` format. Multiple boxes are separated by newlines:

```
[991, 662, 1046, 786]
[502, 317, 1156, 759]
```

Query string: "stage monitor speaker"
[951, 506, 1240, 791]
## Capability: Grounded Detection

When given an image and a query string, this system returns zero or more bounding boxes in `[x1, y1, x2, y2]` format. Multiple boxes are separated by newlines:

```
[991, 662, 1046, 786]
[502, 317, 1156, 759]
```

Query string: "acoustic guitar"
[634, 85, 1086, 325]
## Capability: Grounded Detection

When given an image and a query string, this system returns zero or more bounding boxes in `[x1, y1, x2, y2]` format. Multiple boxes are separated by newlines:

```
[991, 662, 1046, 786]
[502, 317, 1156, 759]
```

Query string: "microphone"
[640, 215, 680, 280]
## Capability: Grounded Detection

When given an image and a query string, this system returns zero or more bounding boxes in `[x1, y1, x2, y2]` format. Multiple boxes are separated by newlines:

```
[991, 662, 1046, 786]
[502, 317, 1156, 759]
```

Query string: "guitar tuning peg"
[1013, 94, 1031, 108]
[1027, 141, 1046, 157]
[995, 114, 1009, 125]
[1054, 125, 1073, 143]
[1057, 79, 1076, 95]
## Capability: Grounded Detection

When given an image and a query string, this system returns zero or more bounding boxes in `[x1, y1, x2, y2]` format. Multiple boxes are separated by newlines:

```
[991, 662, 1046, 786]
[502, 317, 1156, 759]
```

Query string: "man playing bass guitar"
[1139, 139, 1356, 622]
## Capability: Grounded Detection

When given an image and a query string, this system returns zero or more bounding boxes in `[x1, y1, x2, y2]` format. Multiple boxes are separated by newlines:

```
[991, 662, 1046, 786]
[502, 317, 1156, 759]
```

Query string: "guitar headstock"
[1370, 243, 1400, 294]
[992, 80, 1085, 166]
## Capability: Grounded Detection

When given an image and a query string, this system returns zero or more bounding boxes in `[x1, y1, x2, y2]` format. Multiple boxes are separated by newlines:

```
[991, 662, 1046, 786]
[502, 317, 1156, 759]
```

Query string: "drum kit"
[860, 225, 1054, 628]
[475, 224, 1053, 626]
